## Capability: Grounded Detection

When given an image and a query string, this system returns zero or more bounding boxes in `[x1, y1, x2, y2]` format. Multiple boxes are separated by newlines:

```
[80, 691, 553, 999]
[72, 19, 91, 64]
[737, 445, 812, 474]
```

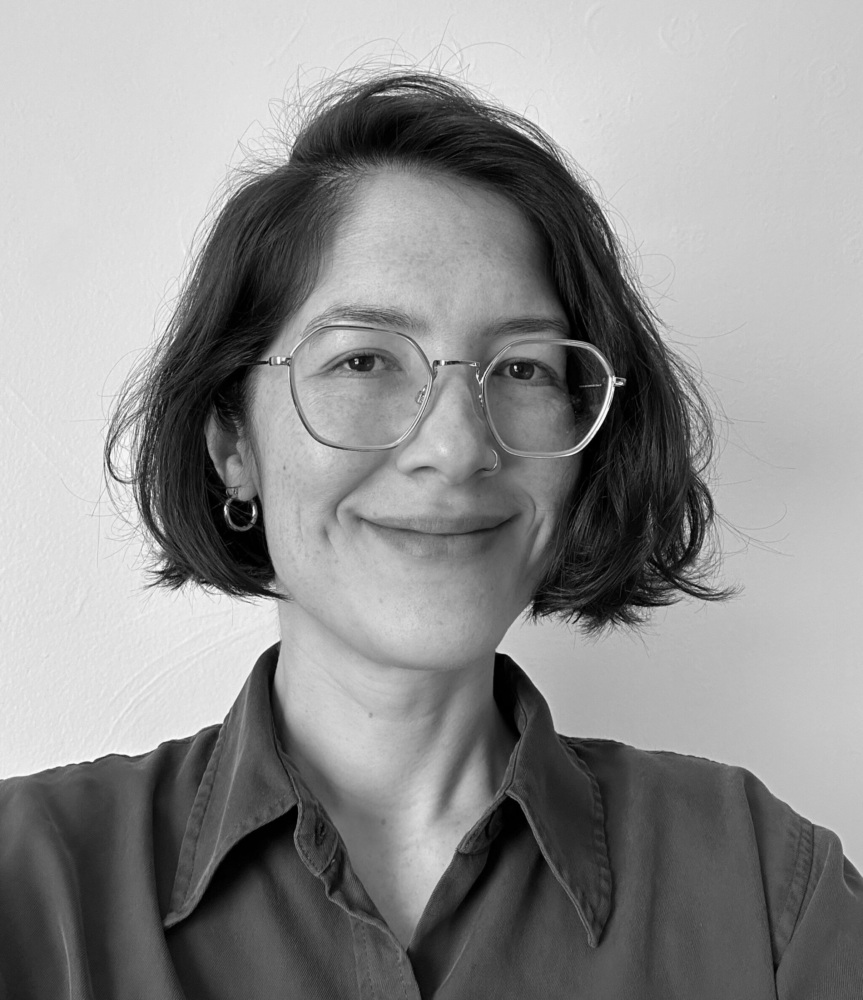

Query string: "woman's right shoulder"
[0, 724, 222, 869]
[0, 726, 224, 995]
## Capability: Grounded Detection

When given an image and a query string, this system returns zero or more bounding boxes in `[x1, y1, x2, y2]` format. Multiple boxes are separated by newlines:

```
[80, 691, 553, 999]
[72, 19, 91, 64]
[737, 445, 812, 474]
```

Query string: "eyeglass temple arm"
[580, 377, 627, 388]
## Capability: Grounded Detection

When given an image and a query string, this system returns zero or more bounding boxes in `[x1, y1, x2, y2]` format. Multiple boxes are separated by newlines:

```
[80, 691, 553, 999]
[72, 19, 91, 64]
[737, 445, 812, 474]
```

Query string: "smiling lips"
[365, 514, 511, 535]
[361, 514, 512, 557]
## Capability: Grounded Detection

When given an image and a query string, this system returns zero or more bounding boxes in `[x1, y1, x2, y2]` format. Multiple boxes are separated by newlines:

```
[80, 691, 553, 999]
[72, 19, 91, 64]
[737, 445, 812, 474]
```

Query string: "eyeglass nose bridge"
[432, 359, 482, 370]
[414, 358, 484, 409]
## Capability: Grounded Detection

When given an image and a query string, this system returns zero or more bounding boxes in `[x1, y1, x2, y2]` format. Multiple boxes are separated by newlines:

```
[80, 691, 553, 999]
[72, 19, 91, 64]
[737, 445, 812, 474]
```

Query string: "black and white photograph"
[2, 2, 861, 996]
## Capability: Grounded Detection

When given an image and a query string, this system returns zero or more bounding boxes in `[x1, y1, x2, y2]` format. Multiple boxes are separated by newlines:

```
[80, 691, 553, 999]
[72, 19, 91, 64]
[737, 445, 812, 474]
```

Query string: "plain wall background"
[2, 2, 861, 863]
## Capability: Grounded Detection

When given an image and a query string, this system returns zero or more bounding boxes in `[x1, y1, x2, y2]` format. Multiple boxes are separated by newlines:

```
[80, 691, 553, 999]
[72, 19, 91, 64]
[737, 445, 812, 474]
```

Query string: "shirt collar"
[492, 653, 612, 947]
[164, 644, 611, 947]
[163, 644, 299, 929]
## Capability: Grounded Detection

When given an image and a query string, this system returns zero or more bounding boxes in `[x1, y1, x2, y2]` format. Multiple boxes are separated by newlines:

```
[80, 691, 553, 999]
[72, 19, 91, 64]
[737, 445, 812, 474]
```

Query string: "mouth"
[360, 514, 513, 557]
[365, 514, 512, 535]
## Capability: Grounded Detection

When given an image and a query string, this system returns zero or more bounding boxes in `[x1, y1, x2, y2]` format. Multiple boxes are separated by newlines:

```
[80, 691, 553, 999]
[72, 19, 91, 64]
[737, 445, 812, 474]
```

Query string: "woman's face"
[227, 170, 581, 667]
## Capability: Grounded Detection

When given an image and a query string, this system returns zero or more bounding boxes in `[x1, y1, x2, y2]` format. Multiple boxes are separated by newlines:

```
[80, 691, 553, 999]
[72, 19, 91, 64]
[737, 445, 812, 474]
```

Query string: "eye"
[328, 351, 402, 375]
[505, 361, 538, 381]
[345, 354, 377, 373]
[493, 359, 561, 386]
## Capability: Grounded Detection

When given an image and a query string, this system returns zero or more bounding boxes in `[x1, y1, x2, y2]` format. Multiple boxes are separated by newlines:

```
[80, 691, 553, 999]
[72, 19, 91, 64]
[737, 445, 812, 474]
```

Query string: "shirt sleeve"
[775, 824, 863, 999]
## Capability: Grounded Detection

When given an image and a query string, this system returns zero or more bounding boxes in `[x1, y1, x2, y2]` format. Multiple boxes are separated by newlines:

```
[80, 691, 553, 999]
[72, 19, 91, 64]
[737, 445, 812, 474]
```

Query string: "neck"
[271, 604, 517, 838]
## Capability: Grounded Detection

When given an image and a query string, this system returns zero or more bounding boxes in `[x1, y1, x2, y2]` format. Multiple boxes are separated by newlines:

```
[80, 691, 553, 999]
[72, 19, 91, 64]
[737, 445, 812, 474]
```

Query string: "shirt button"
[314, 819, 327, 845]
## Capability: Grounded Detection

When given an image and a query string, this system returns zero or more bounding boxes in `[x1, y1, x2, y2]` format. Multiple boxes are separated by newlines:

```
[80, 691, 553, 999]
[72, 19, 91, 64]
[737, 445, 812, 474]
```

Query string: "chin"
[353, 604, 522, 671]
[376, 637, 501, 672]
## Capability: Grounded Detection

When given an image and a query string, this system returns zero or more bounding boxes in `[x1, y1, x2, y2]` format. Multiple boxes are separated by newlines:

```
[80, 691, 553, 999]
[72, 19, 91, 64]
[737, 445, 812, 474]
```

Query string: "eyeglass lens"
[290, 328, 612, 455]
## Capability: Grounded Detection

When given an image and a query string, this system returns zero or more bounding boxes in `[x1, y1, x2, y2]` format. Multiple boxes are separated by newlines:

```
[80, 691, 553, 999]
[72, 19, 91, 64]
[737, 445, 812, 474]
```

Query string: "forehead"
[335, 170, 550, 288]
[337, 168, 545, 259]
[281, 169, 565, 346]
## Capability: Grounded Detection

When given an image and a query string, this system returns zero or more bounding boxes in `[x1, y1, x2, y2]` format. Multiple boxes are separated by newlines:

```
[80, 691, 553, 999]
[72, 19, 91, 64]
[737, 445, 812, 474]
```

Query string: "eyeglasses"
[250, 326, 626, 458]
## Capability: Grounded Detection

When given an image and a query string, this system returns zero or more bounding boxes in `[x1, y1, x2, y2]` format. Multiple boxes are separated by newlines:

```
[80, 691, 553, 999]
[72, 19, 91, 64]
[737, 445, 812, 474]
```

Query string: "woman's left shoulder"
[562, 735, 801, 828]
[560, 735, 863, 981]
[562, 737, 811, 898]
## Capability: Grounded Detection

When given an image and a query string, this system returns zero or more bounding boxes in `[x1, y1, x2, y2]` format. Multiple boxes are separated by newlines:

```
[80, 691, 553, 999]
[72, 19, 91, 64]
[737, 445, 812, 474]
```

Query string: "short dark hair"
[105, 70, 730, 632]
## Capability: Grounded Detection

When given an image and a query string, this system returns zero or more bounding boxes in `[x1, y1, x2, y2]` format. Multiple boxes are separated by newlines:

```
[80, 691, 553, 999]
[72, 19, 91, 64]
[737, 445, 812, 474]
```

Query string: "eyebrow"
[304, 304, 571, 339]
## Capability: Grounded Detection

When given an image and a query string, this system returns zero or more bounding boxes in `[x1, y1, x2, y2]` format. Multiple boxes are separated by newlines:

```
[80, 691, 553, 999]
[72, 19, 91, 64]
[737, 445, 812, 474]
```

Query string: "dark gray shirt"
[2, 645, 861, 998]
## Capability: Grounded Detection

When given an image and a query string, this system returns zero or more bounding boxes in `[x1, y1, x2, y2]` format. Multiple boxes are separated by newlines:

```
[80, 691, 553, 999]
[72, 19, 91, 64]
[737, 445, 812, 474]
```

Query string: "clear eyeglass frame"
[249, 325, 627, 458]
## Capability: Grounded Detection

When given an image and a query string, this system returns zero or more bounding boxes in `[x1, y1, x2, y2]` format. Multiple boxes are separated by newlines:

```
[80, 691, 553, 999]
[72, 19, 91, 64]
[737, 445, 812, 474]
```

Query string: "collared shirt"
[1, 645, 861, 999]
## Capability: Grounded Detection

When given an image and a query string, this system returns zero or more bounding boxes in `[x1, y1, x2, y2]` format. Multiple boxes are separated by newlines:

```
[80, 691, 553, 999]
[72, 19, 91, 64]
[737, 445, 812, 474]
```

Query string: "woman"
[1, 71, 860, 998]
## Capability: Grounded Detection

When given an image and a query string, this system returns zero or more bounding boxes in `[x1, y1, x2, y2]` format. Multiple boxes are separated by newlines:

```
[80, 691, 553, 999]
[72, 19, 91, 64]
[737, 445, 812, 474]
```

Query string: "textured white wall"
[2, 2, 861, 863]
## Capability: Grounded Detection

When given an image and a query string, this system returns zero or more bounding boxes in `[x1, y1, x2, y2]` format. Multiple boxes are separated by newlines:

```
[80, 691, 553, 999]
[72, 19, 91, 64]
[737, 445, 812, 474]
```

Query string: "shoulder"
[564, 735, 801, 835]
[0, 725, 221, 912]
[0, 728, 222, 995]
[1, 724, 220, 835]
[563, 734, 800, 819]
[561, 737, 863, 976]
[564, 737, 807, 883]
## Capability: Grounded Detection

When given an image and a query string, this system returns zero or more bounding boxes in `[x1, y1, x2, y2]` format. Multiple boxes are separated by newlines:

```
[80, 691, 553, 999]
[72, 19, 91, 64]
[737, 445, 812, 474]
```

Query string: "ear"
[205, 411, 259, 501]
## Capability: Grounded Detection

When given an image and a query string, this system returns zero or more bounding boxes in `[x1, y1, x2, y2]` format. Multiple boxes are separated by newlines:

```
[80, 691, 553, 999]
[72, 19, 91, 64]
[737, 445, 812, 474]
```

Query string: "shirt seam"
[359, 918, 410, 1000]
[559, 735, 613, 942]
[168, 719, 228, 916]
[773, 812, 814, 962]
[2, 731, 212, 784]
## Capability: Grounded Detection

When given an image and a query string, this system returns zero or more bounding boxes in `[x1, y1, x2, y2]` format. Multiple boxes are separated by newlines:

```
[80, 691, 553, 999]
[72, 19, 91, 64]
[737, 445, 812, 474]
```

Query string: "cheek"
[532, 455, 581, 517]
[249, 400, 324, 556]
[525, 455, 581, 556]
[259, 454, 337, 551]
[252, 416, 379, 574]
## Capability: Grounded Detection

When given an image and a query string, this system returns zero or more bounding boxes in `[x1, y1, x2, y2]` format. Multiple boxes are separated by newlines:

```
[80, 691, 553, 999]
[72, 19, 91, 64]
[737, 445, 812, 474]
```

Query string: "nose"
[394, 363, 498, 483]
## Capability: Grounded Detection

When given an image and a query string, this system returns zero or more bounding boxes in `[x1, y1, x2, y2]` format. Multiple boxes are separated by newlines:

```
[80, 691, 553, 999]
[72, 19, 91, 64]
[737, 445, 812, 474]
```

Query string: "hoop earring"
[482, 449, 500, 474]
[223, 490, 259, 532]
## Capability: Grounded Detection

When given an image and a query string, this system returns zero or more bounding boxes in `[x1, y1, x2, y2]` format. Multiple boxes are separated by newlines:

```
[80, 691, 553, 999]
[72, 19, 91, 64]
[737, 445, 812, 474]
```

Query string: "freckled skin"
[205, 171, 584, 915]
[227, 170, 581, 672]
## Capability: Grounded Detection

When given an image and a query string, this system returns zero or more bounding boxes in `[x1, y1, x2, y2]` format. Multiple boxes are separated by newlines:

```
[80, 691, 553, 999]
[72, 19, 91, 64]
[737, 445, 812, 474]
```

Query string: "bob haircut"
[105, 70, 729, 633]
